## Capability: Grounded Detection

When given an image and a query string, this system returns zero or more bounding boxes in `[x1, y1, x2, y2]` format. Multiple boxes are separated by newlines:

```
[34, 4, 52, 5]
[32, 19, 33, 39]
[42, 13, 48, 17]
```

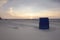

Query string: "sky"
[0, 0, 60, 19]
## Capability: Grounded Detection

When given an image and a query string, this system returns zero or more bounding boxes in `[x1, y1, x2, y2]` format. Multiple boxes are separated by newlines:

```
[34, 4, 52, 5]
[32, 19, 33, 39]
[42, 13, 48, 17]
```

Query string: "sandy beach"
[0, 19, 60, 40]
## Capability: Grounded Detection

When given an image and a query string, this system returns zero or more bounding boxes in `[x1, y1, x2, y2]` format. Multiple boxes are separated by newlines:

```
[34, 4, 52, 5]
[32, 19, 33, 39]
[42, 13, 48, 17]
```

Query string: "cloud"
[0, 0, 60, 19]
[6, 7, 60, 19]
[38, 9, 60, 18]
[6, 7, 17, 17]
[0, 0, 8, 7]
[0, 7, 16, 19]
[52, 0, 60, 2]
[0, 0, 8, 18]
[11, 0, 60, 10]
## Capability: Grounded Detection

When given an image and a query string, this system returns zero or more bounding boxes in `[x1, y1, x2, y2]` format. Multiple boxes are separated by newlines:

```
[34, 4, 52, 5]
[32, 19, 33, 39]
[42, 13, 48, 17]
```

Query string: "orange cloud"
[5, 7, 60, 19]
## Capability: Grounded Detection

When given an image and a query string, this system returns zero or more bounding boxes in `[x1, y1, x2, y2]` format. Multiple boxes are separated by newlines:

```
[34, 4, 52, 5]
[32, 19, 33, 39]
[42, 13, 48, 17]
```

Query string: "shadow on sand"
[34, 26, 60, 32]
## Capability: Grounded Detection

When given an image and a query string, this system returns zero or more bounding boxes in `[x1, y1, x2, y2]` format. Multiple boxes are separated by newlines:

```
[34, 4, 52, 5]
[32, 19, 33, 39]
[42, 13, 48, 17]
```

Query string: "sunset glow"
[0, 0, 60, 19]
